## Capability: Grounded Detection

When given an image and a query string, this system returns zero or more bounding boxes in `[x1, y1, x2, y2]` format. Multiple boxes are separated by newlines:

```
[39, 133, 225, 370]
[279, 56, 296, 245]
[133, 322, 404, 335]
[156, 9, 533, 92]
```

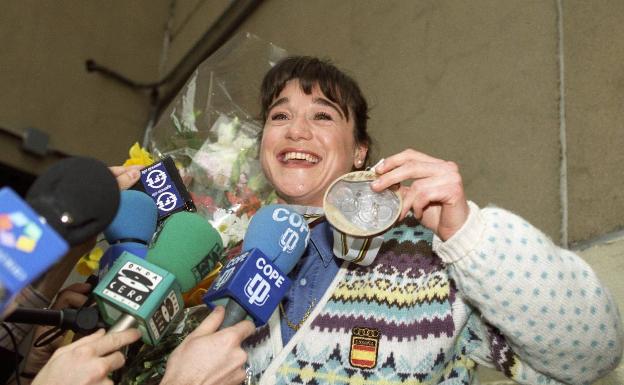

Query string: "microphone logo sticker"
[117, 269, 153, 293]
[146, 169, 167, 189]
[244, 273, 270, 307]
[279, 228, 299, 253]
[103, 262, 163, 310]
[271, 207, 310, 253]
[156, 192, 177, 212]
[213, 266, 235, 290]
[0, 211, 42, 254]
[148, 290, 181, 340]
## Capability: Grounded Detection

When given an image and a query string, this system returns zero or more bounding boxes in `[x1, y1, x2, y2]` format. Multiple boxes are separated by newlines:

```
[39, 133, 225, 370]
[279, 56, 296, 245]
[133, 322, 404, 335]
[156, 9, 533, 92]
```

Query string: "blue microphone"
[203, 205, 310, 328]
[0, 188, 68, 313]
[98, 190, 158, 278]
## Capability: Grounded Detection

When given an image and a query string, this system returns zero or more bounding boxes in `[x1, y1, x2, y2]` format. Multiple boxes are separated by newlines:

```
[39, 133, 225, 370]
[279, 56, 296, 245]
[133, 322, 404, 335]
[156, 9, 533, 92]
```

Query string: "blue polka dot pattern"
[431, 203, 622, 385]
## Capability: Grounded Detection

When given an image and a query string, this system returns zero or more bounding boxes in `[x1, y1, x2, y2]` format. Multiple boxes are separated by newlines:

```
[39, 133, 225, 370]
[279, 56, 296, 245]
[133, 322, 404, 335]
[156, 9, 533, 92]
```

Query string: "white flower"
[228, 213, 250, 246]
[210, 208, 235, 246]
[192, 115, 257, 188]
[193, 143, 239, 187]
[209, 209, 250, 247]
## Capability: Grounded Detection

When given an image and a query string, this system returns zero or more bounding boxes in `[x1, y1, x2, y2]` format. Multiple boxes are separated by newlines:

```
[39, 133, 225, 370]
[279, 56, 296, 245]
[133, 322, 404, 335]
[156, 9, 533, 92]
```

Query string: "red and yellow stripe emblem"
[349, 327, 380, 369]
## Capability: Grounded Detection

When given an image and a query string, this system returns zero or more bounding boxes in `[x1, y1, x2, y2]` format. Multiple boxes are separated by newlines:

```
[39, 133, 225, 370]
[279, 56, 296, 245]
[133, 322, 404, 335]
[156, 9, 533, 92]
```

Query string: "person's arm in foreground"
[160, 306, 255, 385]
[9, 283, 92, 385]
[31, 328, 140, 385]
[373, 149, 623, 384]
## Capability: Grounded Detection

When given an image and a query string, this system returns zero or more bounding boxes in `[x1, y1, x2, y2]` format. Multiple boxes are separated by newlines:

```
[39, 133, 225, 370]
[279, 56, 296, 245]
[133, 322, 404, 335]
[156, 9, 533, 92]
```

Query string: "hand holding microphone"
[31, 328, 141, 385]
[13, 282, 93, 384]
[109, 165, 143, 190]
[160, 306, 254, 385]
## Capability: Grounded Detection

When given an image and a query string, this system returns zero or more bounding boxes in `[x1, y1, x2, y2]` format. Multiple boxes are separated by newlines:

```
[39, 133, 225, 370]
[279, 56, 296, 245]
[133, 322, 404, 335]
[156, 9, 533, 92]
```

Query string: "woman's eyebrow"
[313, 97, 345, 119]
[268, 97, 289, 112]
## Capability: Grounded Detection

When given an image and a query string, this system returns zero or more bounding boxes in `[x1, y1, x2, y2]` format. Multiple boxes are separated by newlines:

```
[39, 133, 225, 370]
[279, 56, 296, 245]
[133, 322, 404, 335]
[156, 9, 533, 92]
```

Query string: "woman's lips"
[277, 150, 321, 166]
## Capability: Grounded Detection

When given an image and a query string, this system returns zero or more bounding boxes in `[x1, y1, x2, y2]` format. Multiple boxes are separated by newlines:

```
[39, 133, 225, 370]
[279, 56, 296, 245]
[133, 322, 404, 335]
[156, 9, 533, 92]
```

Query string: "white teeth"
[283, 151, 319, 163]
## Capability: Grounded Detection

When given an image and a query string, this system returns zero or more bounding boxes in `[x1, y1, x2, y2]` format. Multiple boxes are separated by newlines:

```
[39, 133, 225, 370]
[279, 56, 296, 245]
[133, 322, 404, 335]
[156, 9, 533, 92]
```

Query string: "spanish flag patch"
[349, 327, 380, 369]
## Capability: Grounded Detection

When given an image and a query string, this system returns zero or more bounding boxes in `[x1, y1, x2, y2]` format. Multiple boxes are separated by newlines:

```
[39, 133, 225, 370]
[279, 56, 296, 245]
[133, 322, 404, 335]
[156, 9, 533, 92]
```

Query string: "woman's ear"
[353, 144, 369, 169]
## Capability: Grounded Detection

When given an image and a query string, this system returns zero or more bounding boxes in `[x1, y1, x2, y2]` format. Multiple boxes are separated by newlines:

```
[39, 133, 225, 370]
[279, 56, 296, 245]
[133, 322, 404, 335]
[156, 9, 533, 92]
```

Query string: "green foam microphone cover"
[146, 211, 223, 292]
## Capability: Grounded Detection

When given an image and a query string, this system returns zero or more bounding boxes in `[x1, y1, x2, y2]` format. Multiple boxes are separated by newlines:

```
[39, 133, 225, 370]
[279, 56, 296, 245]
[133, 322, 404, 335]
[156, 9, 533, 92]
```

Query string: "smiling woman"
[240, 56, 623, 385]
[259, 79, 368, 207]
[258, 57, 370, 208]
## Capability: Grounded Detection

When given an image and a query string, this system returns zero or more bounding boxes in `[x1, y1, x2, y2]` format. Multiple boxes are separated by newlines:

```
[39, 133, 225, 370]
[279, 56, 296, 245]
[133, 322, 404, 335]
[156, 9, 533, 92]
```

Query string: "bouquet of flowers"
[117, 33, 286, 385]
[147, 32, 286, 253]
[184, 113, 276, 253]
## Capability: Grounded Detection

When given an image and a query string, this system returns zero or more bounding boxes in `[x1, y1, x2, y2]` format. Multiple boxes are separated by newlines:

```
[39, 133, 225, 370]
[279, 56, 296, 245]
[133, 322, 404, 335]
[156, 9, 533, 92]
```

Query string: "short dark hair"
[260, 56, 371, 161]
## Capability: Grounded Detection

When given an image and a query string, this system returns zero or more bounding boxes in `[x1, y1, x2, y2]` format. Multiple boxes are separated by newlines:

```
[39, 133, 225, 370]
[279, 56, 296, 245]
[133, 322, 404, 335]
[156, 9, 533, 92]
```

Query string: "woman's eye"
[314, 112, 333, 120]
[271, 113, 288, 120]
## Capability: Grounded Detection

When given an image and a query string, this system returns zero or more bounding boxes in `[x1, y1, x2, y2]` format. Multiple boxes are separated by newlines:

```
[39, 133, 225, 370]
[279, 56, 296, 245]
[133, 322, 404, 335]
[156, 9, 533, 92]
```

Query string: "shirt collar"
[286, 204, 334, 266]
[310, 220, 335, 267]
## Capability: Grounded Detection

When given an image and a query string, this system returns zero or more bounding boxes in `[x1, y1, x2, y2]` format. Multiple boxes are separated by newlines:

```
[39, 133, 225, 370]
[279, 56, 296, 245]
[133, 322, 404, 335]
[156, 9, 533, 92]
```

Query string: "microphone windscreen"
[104, 190, 157, 244]
[26, 157, 120, 246]
[146, 212, 223, 292]
[242, 204, 310, 274]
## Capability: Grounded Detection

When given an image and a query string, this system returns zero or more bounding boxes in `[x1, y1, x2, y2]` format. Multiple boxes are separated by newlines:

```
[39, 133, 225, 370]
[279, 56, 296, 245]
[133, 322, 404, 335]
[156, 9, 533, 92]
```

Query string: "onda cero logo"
[104, 262, 163, 310]
[0, 212, 42, 253]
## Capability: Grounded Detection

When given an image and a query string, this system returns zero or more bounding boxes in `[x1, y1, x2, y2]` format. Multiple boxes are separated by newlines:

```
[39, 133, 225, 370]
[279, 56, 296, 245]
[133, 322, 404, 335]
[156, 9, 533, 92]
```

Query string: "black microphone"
[26, 156, 120, 246]
[5, 306, 106, 334]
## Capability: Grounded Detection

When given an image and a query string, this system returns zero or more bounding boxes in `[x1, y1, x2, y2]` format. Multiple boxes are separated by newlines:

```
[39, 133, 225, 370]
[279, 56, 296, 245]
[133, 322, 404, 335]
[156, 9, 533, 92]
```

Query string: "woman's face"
[260, 79, 367, 207]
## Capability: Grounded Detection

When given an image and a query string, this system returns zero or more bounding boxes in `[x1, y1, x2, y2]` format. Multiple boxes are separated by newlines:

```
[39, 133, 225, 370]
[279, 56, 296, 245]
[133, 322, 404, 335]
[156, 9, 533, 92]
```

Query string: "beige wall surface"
[3, 0, 624, 244]
[0, 1, 170, 174]
[219, 0, 564, 241]
[564, 1, 624, 244]
[160, 0, 232, 76]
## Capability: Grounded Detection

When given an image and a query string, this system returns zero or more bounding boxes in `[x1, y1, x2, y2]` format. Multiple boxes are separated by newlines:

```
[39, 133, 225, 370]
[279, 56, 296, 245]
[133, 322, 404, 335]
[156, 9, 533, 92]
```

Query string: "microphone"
[98, 190, 158, 278]
[92, 212, 223, 344]
[25, 156, 120, 246]
[130, 156, 196, 223]
[203, 204, 310, 329]
[0, 188, 69, 313]
[5, 306, 105, 334]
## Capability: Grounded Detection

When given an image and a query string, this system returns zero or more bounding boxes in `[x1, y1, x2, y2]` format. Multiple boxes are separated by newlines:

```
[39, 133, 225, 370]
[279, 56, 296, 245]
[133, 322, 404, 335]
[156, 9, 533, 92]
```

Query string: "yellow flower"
[76, 247, 104, 276]
[123, 142, 153, 166]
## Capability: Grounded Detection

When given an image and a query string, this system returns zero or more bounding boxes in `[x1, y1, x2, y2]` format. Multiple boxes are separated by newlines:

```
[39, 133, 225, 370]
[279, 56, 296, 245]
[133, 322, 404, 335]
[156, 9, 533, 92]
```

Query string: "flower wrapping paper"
[118, 33, 287, 385]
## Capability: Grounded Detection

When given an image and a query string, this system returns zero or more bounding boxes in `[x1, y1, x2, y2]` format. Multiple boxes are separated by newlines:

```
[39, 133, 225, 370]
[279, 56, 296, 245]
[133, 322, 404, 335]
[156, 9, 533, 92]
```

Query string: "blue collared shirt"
[280, 220, 340, 345]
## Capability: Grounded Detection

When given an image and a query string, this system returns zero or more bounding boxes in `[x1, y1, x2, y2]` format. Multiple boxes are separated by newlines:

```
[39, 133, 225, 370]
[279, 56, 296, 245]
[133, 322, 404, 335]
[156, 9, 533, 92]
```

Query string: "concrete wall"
[215, 0, 621, 246]
[230, 0, 565, 241]
[564, 1, 624, 244]
[0, 1, 170, 174]
[4, 1, 623, 245]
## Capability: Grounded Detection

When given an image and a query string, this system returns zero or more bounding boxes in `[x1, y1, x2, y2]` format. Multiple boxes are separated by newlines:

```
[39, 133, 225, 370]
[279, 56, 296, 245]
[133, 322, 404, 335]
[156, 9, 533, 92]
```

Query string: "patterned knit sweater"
[244, 202, 623, 385]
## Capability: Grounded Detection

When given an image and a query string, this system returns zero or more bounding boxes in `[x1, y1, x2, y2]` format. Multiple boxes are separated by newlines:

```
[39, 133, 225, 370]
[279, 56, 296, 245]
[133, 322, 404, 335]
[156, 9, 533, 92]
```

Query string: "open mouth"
[278, 150, 321, 165]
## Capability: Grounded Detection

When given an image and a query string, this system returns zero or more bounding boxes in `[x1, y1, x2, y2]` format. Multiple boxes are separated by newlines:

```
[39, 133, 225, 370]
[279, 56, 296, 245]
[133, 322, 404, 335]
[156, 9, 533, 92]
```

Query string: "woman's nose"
[285, 115, 313, 140]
